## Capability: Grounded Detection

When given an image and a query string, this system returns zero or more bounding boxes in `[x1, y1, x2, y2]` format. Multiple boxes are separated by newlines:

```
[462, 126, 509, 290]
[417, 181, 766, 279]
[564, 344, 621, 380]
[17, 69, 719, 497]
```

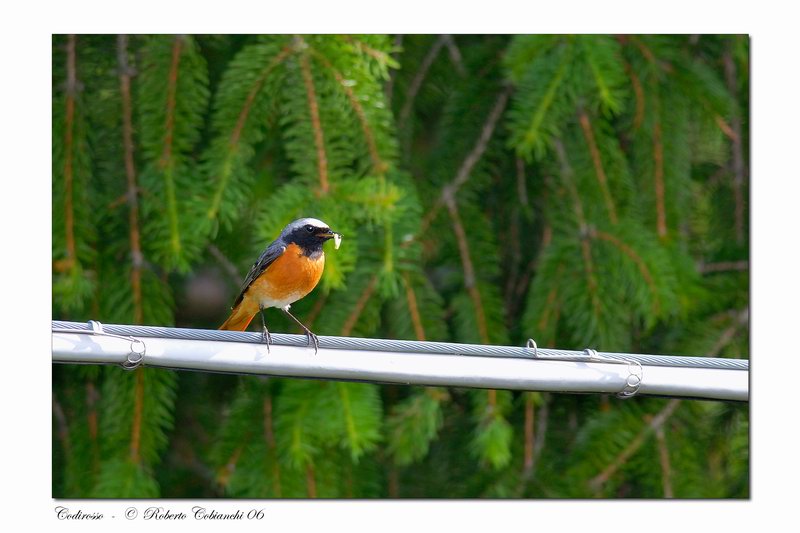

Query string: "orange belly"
[246, 243, 325, 309]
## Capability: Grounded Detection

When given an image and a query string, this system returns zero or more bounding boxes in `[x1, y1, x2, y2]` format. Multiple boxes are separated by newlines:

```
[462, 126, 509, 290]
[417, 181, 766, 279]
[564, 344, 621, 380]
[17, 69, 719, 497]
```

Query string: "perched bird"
[219, 217, 342, 352]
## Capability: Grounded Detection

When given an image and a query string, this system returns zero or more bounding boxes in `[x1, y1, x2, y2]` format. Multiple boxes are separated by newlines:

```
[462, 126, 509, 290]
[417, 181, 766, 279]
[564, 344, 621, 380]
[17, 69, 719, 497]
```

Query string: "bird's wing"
[232, 240, 287, 308]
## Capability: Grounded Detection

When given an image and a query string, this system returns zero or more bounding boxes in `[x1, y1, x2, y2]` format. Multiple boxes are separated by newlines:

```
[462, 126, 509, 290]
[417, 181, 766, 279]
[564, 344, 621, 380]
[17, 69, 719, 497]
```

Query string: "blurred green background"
[52, 34, 748, 498]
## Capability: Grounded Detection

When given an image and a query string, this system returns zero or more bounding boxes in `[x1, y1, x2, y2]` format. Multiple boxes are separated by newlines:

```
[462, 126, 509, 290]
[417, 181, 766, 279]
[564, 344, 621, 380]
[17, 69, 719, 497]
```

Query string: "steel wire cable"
[51, 320, 748, 371]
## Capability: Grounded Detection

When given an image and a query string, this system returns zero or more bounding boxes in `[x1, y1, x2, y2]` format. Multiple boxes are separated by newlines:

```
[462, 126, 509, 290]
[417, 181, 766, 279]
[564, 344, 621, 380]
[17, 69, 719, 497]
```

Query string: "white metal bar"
[52, 331, 748, 401]
[51, 320, 749, 370]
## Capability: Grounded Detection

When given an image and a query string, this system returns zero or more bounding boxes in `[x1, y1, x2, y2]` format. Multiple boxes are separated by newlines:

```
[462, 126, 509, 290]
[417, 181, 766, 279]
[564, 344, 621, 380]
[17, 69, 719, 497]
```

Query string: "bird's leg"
[282, 306, 319, 354]
[259, 305, 272, 351]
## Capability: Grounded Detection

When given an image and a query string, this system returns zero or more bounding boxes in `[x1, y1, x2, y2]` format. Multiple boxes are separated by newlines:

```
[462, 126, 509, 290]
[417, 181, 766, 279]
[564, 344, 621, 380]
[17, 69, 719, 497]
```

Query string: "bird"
[219, 217, 342, 353]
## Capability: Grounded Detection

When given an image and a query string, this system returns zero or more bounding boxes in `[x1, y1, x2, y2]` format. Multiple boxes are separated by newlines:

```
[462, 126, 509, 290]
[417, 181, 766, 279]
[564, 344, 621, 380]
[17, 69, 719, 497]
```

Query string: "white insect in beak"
[333, 233, 342, 250]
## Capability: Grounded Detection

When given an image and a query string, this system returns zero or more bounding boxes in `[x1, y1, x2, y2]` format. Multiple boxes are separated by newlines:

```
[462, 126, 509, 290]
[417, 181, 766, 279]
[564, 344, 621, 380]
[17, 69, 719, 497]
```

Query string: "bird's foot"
[258, 305, 272, 352]
[305, 329, 319, 355]
[281, 306, 319, 354]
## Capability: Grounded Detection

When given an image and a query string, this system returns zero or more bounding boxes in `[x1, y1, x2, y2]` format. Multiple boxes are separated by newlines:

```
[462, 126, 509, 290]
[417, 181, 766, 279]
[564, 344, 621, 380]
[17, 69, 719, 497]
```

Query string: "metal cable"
[51, 320, 748, 371]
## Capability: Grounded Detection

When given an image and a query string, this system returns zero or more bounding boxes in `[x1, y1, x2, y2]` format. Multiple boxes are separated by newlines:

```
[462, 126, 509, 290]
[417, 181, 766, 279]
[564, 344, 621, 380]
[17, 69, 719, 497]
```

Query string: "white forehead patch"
[283, 217, 329, 233]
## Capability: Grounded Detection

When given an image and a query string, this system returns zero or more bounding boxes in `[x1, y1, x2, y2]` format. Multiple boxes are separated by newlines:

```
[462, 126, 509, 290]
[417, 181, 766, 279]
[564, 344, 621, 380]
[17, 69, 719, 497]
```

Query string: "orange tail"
[219, 300, 258, 331]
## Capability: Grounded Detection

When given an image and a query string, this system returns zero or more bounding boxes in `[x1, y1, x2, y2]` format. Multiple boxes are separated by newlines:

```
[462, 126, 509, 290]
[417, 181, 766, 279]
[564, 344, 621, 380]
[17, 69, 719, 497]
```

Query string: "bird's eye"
[305, 225, 314, 233]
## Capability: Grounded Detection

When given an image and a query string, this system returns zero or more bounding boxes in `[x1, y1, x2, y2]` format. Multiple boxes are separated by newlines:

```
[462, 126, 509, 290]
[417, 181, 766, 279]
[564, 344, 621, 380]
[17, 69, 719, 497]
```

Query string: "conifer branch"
[723, 49, 746, 245]
[487, 389, 497, 410]
[588, 308, 748, 493]
[53, 396, 71, 456]
[442, 35, 467, 77]
[516, 157, 530, 209]
[589, 228, 661, 316]
[337, 383, 361, 459]
[444, 195, 499, 414]
[553, 140, 588, 225]
[298, 49, 330, 195]
[118, 34, 144, 324]
[553, 139, 602, 320]
[513, 221, 552, 306]
[443, 194, 489, 344]
[87, 381, 100, 467]
[653, 117, 668, 240]
[708, 308, 748, 357]
[160, 36, 184, 260]
[346, 36, 395, 67]
[513, 391, 549, 497]
[504, 209, 523, 312]
[263, 394, 282, 496]
[345, 463, 355, 498]
[385, 34, 403, 106]
[341, 275, 378, 336]
[305, 464, 317, 498]
[655, 426, 674, 498]
[398, 35, 446, 130]
[107, 192, 129, 211]
[513, 255, 538, 303]
[522, 218, 560, 342]
[310, 48, 386, 175]
[420, 86, 511, 234]
[130, 369, 145, 463]
[388, 465, 400, 497]
[61, 34, 78, 272]
[217, 444, 244, 488]
[578, 111, 619, 224]
[448, 86, 512, 200]
[579, 257, 602, 330]
[588, 399, 681, 493]
[401, 273, 427, 341]
[623, 59, 645, 131]
[230, 46, 293, 147]
[518, 50, 570, 156]
[523, 393, 535, 476]
[207, 45, 293, 221]
[534, 394, 549, 463]
[514, 391, 542, 496]
[624, 36, 732, 243]
[537, 268, 563, 338]
[641, 61, 668, 241]
[714, 114, 736, 140]
[52, 258, 74, 274]
[625, 36, 658, 68]
[206, 244, 244, 285]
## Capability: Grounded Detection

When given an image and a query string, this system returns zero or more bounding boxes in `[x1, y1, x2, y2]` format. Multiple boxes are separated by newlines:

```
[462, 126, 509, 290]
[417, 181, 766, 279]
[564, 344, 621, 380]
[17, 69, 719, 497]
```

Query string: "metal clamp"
[617, 360, 644, 398]
[52, 320, 146, 370]
[524, 339, 643, 399]
[88, 321, 146, 370]
[525, 338, 539, 358]
[583, 349, 643, 399]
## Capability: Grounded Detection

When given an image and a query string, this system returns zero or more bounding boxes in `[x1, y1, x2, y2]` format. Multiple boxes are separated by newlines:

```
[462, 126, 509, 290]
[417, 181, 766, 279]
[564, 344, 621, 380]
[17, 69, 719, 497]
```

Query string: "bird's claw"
[261, 327, 272, 352]
[306, 331, 319, 355]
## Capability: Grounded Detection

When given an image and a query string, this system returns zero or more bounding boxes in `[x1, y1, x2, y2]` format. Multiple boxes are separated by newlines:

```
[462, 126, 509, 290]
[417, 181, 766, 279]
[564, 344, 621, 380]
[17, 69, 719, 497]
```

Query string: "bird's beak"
[319, 229, 342, 249]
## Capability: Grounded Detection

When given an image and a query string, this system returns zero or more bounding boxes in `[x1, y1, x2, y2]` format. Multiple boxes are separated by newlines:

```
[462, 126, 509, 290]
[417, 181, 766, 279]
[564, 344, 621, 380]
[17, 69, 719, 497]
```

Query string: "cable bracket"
[52, 320, 146, 370]
[525, 339, 643, 399]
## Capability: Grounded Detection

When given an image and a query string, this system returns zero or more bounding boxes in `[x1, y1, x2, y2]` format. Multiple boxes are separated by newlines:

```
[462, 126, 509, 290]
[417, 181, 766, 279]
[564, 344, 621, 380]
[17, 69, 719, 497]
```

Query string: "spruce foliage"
[53, 34, 748, 498]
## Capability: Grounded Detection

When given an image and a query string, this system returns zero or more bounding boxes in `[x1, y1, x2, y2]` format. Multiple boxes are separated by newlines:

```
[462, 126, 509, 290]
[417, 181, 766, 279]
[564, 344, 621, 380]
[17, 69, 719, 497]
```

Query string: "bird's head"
[280, 217, 342, 252]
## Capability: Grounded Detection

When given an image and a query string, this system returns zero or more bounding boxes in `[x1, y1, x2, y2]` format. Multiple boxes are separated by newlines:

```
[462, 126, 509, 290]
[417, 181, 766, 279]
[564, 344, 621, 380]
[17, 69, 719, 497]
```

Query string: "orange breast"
[246, 243, 325, 308]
